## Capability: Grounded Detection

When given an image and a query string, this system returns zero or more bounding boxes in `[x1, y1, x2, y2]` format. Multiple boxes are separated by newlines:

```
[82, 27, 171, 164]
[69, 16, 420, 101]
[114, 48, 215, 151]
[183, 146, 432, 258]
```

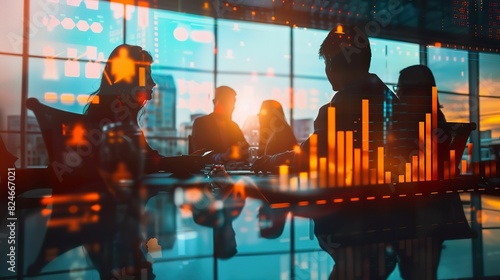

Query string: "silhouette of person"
[251, 25, 400, 279]
[255, 100, 297, 238]
[391, 64, 475, 280]
[191, 86, 249, 164]
[84, 43, 163, 174]
[257, 99, 297, 157]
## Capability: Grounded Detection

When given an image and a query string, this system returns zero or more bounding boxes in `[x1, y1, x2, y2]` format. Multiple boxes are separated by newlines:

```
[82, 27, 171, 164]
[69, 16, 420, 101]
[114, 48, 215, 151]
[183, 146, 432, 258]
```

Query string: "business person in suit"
[191, 86, 249, 164]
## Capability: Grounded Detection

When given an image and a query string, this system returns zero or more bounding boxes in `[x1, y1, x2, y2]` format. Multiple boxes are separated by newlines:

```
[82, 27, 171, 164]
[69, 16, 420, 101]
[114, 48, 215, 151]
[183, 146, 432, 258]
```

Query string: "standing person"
[191, 86, 249, 164]
[252, 25, 400, 279]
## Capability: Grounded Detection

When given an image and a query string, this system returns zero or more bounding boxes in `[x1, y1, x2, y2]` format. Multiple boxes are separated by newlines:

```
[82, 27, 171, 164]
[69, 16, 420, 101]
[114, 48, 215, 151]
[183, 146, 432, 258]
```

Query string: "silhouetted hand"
[250, 155, 272, 174]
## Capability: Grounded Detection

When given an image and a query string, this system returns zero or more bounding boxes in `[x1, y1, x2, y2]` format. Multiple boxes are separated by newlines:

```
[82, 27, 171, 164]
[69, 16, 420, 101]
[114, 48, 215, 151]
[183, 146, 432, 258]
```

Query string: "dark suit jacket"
[191, 113, 249, 155]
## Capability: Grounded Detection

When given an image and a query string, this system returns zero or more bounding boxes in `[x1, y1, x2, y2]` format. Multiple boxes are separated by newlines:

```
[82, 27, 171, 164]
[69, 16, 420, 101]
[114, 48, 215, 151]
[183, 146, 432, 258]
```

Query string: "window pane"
[428, 47, 468, 94]
[438, 239, 473, 278]
[293, 77, 333, 143]
[479, 96, 500, 160]
[29, 1, 124, 59]
[217, 19, 290, 75]
[216, 74, 290, 128]
[484, 229, 500, 277]
[293, 27, 329, 78]
[479, 52, 500, 97]
[439, 93, 469, 123]
[0, 55, 22, 131]
[482, 195, 500, 228]
[0, 55, 22, 166]
[127, 7, 214, 71]
[28, 57, 103, 114]
[0, 1, 23, 53]
[219, 254, 290, 280]
[370, 38, 420, 84]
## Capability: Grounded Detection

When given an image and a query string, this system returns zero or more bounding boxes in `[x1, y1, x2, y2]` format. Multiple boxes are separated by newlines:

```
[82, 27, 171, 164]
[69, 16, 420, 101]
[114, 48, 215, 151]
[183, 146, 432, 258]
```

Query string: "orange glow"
[91, 204, 101, 212]
[41, 192, 99, 205]
[461, 159, 467, 174]
[328, 107, 336, 186]
[419, 122, 425, 181]
[68, 205, 78, 214]
[385, 171, 391, 184]
[139, 66, 146, 87]
[41, 209, 52, 216]
[271, 203, 290, 209]
[298, 201, 309, 206]
[316, 200, 327, 205]
[319, 157, 327, 188]
[279, 165, 289, 191]
[337, 131, 345, 187]
[203, 2, 209, 9]
[60, 93, 75, 105]
[334, 25, 344, 34]
[333, 198, 343, 203]
[406, 162, 412, 183]
[350, 197, 360, 202]
[345, 131, 353, 186]
[425, 113, 431, 181]
[486, 162, 491, 177]
[377, 147, 384, 184]
[299, 172, 308, 190]
[432, 86, 438, 180]
[362, 99, 369, 185]
[309, 133, 318, 189]
[450, 150, 456, 178]
[232, 180, 246, 200]
[434, 42, 442, 47]
[354, 148, 361, 186]
[77, 94, 90, 105]
[367, 196, 375, 200]
[492, 161, 497, 177]
[444, 161, 449, 180]
[412, 155, 418, 182]
[370, 169, 377, 185]
[399, 175, 405, 183]
[44, 92, 58, 103]
[66, 123, 87, 146]
[112, 162, 132, 183]
[111, 47, 136, 84]
[468, 143, 473, 172]
[91, 95, 100, 104]
[185, 188, 203, 203]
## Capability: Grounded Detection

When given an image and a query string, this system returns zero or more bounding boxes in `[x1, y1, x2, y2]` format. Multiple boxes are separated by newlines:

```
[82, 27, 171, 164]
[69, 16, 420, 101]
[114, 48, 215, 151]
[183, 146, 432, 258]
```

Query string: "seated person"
[191, 86, 249, 164]
[258, 100, 297, 156]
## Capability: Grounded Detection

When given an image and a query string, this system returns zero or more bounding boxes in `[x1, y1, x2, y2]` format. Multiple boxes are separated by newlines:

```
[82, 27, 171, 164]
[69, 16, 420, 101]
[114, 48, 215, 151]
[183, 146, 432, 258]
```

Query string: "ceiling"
[136, 0, 500, 52]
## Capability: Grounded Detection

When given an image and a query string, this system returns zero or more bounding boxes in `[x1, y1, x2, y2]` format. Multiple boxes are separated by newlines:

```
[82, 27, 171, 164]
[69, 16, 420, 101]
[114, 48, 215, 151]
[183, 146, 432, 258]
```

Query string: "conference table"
[8, 164, 500, 280]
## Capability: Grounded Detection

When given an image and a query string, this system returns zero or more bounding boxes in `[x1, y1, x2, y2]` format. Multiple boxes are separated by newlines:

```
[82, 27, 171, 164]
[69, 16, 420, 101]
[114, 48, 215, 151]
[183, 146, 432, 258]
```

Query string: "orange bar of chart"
[385, 171, 391, 184]
[492, 161, 497, 177]
[425, 113, 432, 181]
[419, 122, 425, 181]
[468, 143, 473, 172]
[354, 148, 361, 186]
[399, 174, 405, 183]
[362, 99, 369, 185]
[450, 150, 456, 179]
[345, 131, 353, 186]
[370, 169, 377, 185]
[299, 172, 309, 190]
[406, 162, 412, 183]
[432, 86, 438, 180]
[309, 133, 318, 189]
[337, 131, 345, 187]
[328, 107, 336, 187]
[412, 155, 419, 182]
[461, 159, 467, 175]
[319, 157, 327, 188]
[378, 147, 384, 184]
[279, 165, 289, 191]
[443, 161, 449, 180]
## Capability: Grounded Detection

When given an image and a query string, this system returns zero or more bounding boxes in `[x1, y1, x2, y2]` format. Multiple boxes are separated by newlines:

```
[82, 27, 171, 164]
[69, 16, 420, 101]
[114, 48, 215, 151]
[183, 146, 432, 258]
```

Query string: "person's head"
[213, 86, 237, 119]
[319, 25, 372, 91]
[84, 44, 156, 122]
[258, 100, 287, 132]
[395, 65, 436, 98]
